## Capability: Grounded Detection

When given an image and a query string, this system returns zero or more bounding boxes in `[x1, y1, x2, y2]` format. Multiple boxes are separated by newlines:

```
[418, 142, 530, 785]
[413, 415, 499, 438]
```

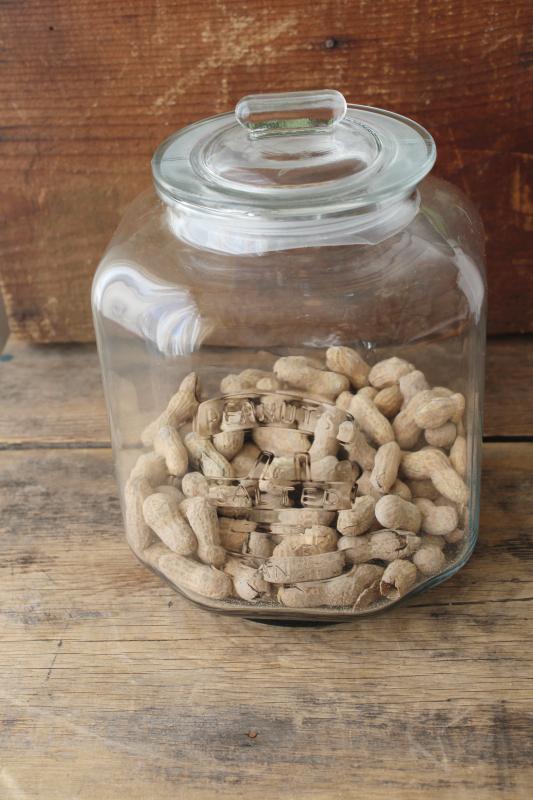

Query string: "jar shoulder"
[418, 175, 486, 274]
[92, 180, 486, 354]
[93, 178, 486, 287]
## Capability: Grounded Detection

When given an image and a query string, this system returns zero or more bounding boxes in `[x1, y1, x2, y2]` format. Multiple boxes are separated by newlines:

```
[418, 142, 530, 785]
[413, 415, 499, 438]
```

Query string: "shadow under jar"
[92, 90, 486, 621]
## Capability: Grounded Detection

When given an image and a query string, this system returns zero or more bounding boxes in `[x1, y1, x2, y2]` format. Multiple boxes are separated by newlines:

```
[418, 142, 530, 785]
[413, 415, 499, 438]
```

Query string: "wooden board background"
[0, 0, 531, 342]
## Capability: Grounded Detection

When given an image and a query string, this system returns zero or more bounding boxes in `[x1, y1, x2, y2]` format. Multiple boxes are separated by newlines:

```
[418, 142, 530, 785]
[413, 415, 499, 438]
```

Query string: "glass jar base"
[132, 532, 477, 623]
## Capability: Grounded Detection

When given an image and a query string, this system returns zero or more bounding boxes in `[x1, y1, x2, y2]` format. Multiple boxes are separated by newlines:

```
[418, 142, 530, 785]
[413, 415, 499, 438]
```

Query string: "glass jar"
[92, 90, 486, 621]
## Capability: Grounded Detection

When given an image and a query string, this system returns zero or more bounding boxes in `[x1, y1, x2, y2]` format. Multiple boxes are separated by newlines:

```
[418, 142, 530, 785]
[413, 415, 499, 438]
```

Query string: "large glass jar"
[92, 90, 486, 621]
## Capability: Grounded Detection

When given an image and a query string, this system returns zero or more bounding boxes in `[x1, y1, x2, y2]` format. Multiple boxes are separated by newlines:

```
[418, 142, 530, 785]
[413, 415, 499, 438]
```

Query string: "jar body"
[92, 176, 486, 620]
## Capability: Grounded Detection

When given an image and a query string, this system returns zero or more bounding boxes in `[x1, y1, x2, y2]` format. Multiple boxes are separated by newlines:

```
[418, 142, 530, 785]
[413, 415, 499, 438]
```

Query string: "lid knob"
[235, 89, 347, 139]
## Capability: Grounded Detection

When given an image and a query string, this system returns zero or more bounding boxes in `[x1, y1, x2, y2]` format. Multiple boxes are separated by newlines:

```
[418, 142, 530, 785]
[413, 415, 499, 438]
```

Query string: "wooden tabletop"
[1, 338, 532, 799]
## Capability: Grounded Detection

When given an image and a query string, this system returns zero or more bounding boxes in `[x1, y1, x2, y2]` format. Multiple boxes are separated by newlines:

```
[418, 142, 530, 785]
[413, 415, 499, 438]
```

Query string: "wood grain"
[484, 335, 533, 438]
[0, 442, 532, 799]
[1, 336, 532, 447]
[0, 0, 531, 342]
[0, 342, 109, 447]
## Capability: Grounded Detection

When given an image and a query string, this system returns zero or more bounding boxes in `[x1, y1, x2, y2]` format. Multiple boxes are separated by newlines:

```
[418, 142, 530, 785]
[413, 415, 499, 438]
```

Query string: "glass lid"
[152, 90, 436, 217]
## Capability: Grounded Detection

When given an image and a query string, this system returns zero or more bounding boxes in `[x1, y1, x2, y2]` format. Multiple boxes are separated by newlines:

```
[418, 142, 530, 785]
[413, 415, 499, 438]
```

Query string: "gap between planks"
[0, 440, 112, 451]
[1, 435, 531, 452]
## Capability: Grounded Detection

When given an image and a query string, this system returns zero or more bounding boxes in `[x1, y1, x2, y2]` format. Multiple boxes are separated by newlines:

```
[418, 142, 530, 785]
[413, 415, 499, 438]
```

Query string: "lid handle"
[235, 90, 347, 139]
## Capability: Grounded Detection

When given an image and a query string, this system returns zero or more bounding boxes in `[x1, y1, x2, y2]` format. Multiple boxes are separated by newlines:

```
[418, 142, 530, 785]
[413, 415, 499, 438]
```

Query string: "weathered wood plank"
[0, 342, 109, 446]
[1, 336, 531, 446]
[0, 0, 531, 342]
[0, 443, 532, 799]
[485, 335, 533, 438]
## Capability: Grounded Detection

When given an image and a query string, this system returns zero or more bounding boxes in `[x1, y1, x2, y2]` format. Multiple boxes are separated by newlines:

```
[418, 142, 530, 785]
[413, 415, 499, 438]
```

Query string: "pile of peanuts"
[124, 347, 468, 615]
